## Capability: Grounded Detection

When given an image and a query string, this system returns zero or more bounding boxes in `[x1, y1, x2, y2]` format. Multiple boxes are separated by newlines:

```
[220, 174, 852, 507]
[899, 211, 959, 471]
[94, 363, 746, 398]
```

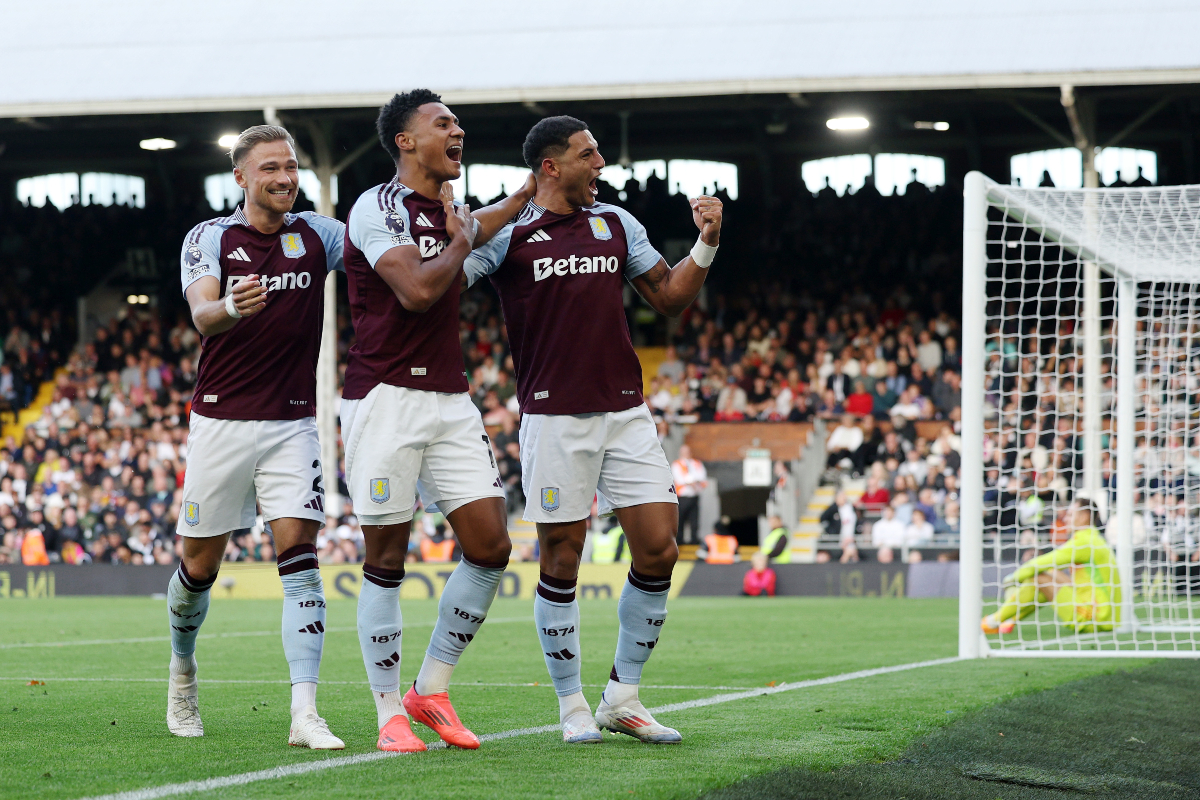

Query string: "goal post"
[960, 172, 1200, 657]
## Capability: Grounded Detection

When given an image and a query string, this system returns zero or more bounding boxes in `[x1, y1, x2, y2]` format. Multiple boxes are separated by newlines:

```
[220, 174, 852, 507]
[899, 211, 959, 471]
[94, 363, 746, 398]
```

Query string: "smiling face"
[545, 130, 604, 208]
[397, 102, 464, 183]
[234, 139, 298, 216]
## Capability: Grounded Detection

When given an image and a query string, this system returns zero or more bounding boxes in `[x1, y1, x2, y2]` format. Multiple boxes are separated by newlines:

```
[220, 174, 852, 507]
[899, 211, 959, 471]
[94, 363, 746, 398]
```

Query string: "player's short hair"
[229, 125, 296, 168]
[377, 89, 444, 161]
[522, 115, 589, 170]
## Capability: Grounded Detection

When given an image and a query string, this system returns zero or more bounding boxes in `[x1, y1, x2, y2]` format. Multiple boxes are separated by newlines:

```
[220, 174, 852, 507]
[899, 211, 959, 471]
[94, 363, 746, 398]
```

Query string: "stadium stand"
[0, 178, 968, 567]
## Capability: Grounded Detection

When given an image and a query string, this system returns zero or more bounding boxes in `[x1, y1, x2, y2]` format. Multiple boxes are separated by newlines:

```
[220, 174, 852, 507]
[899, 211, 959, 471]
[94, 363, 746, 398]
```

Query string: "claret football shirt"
[342, 179, 471, 399]
[464, 201, 662, 415]
[179, 206, 345, 421]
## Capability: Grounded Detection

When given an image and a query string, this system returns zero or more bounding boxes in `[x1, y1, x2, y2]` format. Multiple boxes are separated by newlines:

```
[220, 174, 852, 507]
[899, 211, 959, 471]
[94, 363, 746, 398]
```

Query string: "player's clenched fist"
[232, 273, 267, 317]
[690, 195, 723, 245]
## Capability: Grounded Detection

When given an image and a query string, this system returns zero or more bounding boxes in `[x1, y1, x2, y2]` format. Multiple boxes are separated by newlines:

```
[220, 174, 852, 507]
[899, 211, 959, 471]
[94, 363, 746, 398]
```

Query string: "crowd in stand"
[0, 176, 969, 566]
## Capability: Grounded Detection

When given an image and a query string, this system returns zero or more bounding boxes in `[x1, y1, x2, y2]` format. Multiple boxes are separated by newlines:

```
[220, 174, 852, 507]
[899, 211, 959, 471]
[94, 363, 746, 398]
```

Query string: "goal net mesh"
[975, 180, 1200, 655]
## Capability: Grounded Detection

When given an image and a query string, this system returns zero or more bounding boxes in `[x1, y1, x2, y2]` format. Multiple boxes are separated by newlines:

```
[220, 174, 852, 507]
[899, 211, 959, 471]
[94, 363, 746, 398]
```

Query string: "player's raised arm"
[470, 172, 536, 246]
[631, 195, 723, 317]
[185, 274, 267, 336]
[372, 192, 476, 313]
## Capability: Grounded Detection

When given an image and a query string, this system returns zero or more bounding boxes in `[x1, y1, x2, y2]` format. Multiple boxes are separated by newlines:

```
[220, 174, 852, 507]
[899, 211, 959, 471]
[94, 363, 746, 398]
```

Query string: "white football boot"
[561, 708, 603, 743]
[595, 693, 682, 744]
[288, 706, 346, 750]
[166, 655, 203, 737]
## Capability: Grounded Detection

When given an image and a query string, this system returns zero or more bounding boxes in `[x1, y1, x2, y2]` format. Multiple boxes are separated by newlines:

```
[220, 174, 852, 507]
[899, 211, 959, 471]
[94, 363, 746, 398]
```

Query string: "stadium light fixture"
[139, 138, 176, 151]
[914, 121, 951, 131]
[826, 117, 869, 131]
[218, 133, 239, 149]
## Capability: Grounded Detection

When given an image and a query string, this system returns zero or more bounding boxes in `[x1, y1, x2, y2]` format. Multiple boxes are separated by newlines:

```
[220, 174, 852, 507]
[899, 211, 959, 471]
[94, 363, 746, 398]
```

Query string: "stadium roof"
[5, 0, 1200, 118]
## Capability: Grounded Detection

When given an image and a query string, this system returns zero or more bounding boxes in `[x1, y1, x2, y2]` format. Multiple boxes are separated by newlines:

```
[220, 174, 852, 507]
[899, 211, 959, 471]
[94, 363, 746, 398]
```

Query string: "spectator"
[845, 380, 873, 418]
[825, 414, 863, 473]
[741, 552, 776, 597]
[904, 508, 934, 547]
[820, 491, 857, 544]
[859, 475, 890, 510]
[657, 345, 685, 382]
[671, 444, 707, 545]
[871, 505, 906, 548]
[870, 379, 897, 421]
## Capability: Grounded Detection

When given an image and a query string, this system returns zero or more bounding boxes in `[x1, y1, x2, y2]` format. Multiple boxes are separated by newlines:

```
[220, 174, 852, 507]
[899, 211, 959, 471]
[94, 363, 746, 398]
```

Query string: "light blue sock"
[610, 568, 671, 687]
[534, 573, 582, 697]
[167, 563, 215, 657]
[278, 545, 325, 685]
[425, 556, 505, 666]
[358, 564, 405, 694]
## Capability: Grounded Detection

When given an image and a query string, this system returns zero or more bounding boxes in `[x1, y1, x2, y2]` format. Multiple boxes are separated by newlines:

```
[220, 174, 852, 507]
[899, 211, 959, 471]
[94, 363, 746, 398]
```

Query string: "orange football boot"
[377, 714, 427, 753]
[980, 614, 1015, 635]
[402, 684, 480, 749]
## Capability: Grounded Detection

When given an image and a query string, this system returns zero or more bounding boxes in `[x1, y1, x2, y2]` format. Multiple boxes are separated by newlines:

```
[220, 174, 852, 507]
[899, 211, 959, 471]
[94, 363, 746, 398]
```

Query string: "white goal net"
[960, 173, 1200, 657]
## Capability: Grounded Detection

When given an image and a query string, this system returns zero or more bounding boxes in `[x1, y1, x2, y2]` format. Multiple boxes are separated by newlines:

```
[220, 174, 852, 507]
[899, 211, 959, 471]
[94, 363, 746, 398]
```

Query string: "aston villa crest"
[588, 217, 612, 241]
[541, 487, 560, 512]
[370, 478, 390, 504]
[280, 232, 306, 258]
[183, 501, 200, 527]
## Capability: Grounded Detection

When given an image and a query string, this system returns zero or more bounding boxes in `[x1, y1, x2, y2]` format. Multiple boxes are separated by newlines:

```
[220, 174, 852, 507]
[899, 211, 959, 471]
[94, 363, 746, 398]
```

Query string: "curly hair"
[522, 115, 588, 170]
[376, 88, 444, 161]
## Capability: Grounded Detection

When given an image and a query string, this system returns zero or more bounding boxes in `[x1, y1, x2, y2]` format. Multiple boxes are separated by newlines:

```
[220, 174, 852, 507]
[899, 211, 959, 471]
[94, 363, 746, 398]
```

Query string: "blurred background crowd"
[0, 175, 969, 567]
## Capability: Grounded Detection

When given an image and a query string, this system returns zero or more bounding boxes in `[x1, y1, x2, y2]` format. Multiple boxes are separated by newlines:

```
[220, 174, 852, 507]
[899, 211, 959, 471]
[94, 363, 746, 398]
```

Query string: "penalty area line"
[74, 656, 959, 800]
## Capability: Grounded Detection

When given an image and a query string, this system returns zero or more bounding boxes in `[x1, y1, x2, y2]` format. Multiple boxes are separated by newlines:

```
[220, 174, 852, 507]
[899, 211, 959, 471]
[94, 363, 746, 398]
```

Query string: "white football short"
[520, 404, 677, 523]
[178, 412, 326, 538]
[341, 384, 504, 526]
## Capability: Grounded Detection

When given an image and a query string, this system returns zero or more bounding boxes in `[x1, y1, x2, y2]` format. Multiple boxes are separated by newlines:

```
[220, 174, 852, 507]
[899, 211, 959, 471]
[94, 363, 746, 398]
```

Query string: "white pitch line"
[0, 676, 751, 690]
[73, 656, 960, 800]
[0, 616, 534, 650]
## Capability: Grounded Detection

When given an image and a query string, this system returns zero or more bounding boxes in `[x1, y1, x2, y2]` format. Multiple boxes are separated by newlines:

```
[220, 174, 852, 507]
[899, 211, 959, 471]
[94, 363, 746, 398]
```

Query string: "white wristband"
[225, 292, 242, 319]
[690, 237, 718, 268]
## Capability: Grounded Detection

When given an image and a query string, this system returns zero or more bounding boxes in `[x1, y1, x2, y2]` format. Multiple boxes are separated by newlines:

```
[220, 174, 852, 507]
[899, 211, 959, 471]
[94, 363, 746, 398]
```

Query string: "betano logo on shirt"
[533, 254, 619, 282]
[419, 235, 448, 259]
[226, 272, 312, 295]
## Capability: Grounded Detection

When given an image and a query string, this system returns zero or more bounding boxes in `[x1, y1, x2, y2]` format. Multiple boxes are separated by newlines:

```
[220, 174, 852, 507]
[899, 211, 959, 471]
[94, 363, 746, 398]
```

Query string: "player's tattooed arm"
[631, 195, 723, 317]
[374, 187, 475, 313]
[470, 172, 536, 247]
[186, 274, 266, 335]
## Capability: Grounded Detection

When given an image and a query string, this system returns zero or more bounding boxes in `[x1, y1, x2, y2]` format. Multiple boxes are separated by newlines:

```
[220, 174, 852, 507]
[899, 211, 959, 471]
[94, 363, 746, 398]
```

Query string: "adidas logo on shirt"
[414, 212, 433, 227]
[526, 230, 552, 244]
[227, 247, 251, 262]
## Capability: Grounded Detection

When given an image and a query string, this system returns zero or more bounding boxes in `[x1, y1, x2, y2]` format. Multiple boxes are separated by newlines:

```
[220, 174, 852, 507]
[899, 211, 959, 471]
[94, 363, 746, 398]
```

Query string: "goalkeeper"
[982, 499, 1121, 634]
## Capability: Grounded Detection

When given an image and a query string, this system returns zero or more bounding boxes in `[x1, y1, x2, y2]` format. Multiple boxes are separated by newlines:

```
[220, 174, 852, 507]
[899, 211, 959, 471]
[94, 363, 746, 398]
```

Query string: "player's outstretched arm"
[631, 196, 723, 318]
[471, 173, 535, 247]
[185, 275, 267, 336]
[374, 191, 476, 313]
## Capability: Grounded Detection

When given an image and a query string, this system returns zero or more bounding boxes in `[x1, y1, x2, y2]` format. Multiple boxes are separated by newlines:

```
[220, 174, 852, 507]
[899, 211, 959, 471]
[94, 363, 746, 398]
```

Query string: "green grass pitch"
[2, 596, 1195, 799]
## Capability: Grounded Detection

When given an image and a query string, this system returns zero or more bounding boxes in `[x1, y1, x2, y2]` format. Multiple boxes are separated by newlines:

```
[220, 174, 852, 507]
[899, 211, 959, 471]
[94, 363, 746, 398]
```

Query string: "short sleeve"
[348, 196, 415, 268]
[463, 225, 513, 288]
[180, 223, 224, 296]
[609, 207, 662, 280]
[296, 212, 347, 273]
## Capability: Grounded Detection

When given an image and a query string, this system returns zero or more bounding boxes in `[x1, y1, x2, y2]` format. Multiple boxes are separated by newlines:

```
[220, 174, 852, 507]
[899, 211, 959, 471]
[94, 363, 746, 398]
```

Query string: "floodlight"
[126, 295, 138, 304]
[139, 138, 176, 151]
[218, 134, 239, 149]
[137, 295, 149, 304]
[826, 117, 868, 131]
[914, 121, 951, 131]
